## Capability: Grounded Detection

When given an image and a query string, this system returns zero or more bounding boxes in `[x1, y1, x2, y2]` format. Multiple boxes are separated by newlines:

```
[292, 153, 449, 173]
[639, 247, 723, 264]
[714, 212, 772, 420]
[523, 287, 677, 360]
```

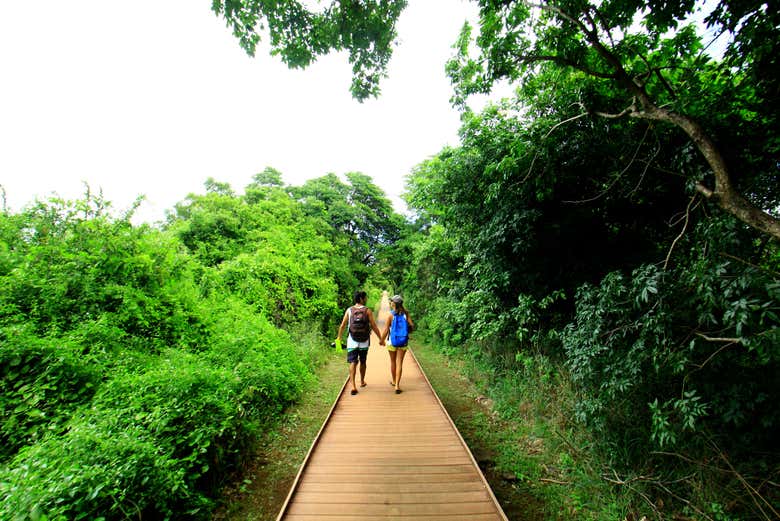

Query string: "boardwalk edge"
[274, 374, 350, 521]
[410, 347, 510, 521]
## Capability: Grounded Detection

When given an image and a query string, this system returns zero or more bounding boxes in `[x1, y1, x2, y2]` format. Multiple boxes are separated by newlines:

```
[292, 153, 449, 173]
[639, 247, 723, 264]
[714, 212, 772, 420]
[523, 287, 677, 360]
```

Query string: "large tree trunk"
[535, 2, 780, 240]
[636, 106, 780, 241]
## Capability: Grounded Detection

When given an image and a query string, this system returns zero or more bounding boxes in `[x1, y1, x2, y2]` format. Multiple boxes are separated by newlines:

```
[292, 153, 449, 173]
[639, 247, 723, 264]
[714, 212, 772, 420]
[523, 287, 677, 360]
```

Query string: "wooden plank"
[314, 451, 467, 458]
[322, 429, 454, 436]
[296, 481, 487, 494]
[314, 446, 466, 455]
[292, 491, 491, 504]
[308, 454, 471, 465]
[320, 428, 452, 434]
[324, 422, 452, 429]
[332, 410, 443, 416]
[300, 472, 481, 484]
[303, 464, 477, 475]
[285, 515, 501, 521]
[317, 438, 464, 446]
[329, 418, 446, 423]
[286, 501, 499, 516]
[319, 432, 455, 439]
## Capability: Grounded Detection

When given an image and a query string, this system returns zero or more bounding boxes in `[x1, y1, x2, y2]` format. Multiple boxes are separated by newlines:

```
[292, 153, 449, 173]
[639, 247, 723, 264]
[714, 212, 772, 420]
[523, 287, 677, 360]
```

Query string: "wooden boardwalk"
[276, 294, 508, 521]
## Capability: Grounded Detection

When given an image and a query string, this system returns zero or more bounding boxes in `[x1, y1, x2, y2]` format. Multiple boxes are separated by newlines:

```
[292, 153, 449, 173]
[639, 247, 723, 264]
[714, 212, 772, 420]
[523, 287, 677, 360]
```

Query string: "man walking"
[337, 291, 384, 395]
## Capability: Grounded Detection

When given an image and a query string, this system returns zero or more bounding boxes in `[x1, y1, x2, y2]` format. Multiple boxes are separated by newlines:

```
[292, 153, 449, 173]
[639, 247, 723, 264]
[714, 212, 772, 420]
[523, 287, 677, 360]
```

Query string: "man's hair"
[353, 290, 367, 304]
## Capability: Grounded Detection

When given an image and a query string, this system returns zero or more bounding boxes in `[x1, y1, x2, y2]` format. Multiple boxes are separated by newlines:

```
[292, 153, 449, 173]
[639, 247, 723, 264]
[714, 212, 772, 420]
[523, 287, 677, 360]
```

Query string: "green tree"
[211, 0, 407, 100]
[0, 189, 340, 519]
[214, 0, 779, 239]
[446, 0, 780, 239]
[291, 172, 402, 268]
[167, 177, 342, 326]
[403, 45, 779, 518]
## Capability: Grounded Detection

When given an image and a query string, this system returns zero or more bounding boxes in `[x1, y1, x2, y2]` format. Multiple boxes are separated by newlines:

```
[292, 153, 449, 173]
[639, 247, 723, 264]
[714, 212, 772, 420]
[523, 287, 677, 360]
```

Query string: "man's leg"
[359, 349, 368, 387]
[348, 360, 358, 394]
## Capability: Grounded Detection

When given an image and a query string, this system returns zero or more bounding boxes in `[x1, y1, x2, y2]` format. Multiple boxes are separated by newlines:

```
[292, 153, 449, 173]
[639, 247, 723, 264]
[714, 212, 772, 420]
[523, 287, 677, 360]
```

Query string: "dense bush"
[0, 328, 100, 461]
[402, 32, 780, 515]
[0, 175, 403, 519]
[563, 218, 780, 455]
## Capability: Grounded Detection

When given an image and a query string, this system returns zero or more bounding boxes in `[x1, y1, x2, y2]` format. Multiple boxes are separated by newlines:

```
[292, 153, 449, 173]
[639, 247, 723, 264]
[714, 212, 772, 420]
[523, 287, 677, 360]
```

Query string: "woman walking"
[381, 294, 414, 394]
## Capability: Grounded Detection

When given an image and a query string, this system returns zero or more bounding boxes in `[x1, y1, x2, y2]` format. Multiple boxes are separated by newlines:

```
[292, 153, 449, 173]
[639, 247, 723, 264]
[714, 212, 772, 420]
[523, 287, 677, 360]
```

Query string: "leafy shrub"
[562, 219, 780, 457]
[199, 296, 313, 412]
[0, 327, 99, 461]
[0, 198, 203, 349]
[0, 330, 311, 520]
[0, 180, 388, 519]
[1, 419, 185, 521]
[210, 247, 337, 328]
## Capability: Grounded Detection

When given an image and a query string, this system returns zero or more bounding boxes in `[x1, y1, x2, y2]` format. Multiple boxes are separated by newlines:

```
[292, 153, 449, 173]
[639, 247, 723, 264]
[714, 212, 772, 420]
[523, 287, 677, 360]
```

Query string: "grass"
[412, 339, 632, 520]
[212, 346, 347, 521]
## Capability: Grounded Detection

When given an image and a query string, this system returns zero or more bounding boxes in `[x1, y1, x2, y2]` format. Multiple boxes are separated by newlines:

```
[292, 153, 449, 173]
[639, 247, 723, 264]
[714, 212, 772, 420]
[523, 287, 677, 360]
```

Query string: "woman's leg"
[394, 349, 407, 393]
[388, 349, 397, 385]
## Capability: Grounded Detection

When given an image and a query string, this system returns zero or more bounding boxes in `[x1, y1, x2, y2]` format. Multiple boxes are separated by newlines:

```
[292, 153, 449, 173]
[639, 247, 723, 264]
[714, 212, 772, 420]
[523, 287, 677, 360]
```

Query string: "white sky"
[0, 0, 488, 224]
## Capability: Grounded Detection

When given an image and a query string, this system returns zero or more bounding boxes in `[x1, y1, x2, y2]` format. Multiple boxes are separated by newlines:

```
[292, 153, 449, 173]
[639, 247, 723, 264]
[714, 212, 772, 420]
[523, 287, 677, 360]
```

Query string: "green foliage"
[291, 172, 401, 266]
[441, 0, 780, 242]
[563, 219, 780, 456]
[211, 0, 407, 100]
[2, 418, 182, 521]
[400, 6, 780, 512]
[2, 341, 302, 519]
[0, 172, 394, 519]
[289, 172, 403, 310]
[0, 329, 99, 461]
[0, 195, 201, 349]
[170, 173, 403, 319]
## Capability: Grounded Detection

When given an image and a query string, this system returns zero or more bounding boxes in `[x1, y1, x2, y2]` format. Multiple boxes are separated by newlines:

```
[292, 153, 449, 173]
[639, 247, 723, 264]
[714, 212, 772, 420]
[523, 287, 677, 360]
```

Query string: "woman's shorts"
[347, 348, 368, 364]
[387, 345, 408, 352]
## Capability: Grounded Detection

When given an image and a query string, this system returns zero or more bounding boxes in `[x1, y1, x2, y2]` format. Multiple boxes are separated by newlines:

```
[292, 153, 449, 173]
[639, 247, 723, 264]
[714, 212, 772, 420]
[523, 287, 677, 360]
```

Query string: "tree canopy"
[215, 0, 779, 239]
[211, 0, 407, 100]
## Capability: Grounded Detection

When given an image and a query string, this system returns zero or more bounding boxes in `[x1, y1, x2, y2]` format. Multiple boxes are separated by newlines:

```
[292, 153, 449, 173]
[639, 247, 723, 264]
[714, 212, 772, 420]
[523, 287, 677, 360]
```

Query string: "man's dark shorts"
[347, 349, 368, 364]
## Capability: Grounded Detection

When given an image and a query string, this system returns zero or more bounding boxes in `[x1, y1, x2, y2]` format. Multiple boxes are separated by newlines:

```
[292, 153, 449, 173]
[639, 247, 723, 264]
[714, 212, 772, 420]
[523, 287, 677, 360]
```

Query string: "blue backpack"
[390, 310, 409, 347]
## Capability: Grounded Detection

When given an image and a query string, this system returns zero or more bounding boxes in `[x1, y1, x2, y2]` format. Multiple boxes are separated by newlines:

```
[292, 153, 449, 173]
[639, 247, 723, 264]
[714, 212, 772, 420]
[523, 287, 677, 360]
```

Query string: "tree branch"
[543, 112, 589, 139]
[591, 104, 634, 118]
[718, 251, 780, 277]
[628, 131, 661, 196]
[540, 478, 571, 485]
[709, 440, 780, 521]
[603, 470, 662, 518]
[694, 182, 714, 198]
[525, 1, 780, 240]
[692, 337, 740, 371]
[654, 68, 677, 100]
[634, 107, 780, 239]
[563, 119, 649, 204]
[664, 194, 697, 270]
[517, 54, 617, 79]
[694, 333, 743, 344]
